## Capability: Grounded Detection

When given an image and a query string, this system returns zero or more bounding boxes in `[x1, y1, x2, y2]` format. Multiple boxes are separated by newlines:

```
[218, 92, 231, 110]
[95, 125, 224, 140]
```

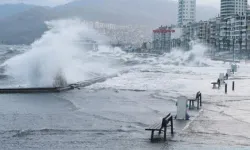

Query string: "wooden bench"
[145, 113, 174, 141]
[188, 91, 202, 109]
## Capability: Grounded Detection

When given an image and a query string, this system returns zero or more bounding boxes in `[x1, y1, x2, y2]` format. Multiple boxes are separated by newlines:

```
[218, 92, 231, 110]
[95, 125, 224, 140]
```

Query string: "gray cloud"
[0, 0, 75, 6]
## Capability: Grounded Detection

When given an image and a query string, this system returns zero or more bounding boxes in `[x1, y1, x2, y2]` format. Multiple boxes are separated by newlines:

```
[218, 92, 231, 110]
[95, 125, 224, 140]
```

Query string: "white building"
[220, 0, 248, 18]
[152, 26, 175, 53]
[178, 0, 196, 26]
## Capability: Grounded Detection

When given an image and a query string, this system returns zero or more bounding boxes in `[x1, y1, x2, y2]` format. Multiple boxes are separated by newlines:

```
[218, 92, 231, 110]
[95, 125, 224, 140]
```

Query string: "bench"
[188, 91, 202, 109]
[211, 82, 218, 88]
[145, 113, 174, 141]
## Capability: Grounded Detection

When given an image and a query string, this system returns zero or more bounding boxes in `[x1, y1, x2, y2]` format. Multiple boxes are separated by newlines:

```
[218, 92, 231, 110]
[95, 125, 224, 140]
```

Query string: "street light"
[224, 18, 230, 51]
[236, 13, 244, 58]
[233, 36, 235, 62]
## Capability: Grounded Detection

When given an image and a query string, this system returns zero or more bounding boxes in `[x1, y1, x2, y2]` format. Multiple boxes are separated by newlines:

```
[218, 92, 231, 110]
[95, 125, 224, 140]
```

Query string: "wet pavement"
[1, 60, 250, 149]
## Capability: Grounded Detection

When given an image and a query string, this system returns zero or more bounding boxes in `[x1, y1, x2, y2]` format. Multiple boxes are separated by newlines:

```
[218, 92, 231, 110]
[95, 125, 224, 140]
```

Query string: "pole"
[240, 15, 243, 59]
[225, 83, 227, 94]
[225, 19, 228, 51]
[245, 13, 248, 59]
[233, 37, 235, 62]
[232, 81, 235, 91]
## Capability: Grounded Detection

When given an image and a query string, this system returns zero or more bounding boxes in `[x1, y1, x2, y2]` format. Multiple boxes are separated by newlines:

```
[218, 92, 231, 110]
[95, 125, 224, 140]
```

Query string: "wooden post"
[225, 84, 227, 94]
[232, 81, 235, 91]
[151, 130, 154, 141]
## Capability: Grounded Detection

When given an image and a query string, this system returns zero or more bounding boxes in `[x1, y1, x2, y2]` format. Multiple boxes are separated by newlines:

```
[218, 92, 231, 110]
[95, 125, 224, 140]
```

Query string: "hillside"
[0, 3, 35, 19]
[0, 0, 219, 45]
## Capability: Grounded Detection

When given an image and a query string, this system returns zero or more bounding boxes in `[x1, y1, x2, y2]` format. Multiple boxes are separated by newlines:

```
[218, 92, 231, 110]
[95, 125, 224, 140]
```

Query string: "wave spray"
[3, 19, 119, 87]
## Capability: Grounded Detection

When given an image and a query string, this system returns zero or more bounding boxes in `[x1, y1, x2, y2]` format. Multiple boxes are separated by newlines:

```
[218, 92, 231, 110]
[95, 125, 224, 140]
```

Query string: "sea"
[0, 19, 250, 150]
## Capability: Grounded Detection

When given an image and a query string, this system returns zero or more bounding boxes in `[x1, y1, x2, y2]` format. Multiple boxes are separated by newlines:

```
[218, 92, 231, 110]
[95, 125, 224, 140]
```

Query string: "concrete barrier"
[0, 87, 61, 93]
[0, 70, 129, 94]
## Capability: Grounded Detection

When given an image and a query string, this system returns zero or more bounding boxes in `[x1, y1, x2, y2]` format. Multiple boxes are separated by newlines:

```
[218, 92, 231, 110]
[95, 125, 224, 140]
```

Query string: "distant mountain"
[53, 0, 177, 26]
[54, 0, 219, 25]
[0, 7, 54, 44]
[0, 0, 219, 45]
[0, 3, 35, 19]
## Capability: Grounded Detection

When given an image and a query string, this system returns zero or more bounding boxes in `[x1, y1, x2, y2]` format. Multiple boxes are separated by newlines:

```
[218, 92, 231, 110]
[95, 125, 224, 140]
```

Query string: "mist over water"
[127, 43, 211, 68]
[2, 19, 121, 87]
[160, 44, 210, 67]
[0, 19, 212, 87]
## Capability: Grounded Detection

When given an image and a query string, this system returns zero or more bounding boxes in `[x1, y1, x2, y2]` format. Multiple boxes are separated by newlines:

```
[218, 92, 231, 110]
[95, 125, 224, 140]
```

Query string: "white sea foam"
[2, 19, 120, 87]
[1, 19, 225, 87]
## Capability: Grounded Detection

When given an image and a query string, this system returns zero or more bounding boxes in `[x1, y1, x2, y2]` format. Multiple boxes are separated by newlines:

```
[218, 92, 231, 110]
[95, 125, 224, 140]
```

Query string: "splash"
[155, 43, 211, 67]
[2, 19, 120, 87]
[120, 43, 213, 67]
[165, 43, 209, 66]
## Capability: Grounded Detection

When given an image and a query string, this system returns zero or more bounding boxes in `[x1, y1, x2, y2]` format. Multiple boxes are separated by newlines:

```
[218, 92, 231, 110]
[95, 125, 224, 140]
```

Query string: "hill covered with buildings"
[0, 0, 218, 45]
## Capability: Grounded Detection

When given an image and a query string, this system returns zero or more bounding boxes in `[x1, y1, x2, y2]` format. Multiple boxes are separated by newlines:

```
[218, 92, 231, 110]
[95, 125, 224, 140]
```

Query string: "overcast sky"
[0, 0, 240, 9]
[0, 0, 74, 6]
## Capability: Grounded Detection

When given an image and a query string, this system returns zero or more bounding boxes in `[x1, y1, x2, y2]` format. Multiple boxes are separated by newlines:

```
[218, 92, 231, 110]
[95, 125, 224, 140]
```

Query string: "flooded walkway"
[170, 67, 250, 149]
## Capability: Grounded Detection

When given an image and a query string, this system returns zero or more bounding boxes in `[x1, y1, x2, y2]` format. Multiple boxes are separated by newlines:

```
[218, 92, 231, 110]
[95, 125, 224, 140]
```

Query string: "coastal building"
[178, 0, 196, 26]
[208, 17, 221, 52]
[181, 22, 196, 50]
[196, 21, 210, 43]
[220, 0, 248, 18]
[180, 17, 221, 51]
[152, 26, 175, 53]
[171, 27, 182, 49]
[219, 14, 250, 54]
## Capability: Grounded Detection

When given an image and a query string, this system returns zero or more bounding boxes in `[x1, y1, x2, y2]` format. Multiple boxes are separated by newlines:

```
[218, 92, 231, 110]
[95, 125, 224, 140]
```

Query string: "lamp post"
[225, 18, 230, 51]
[214, 38, 217, 56]
[246, 15, 249, 59]
[236, 14, 243, 59]
[224, 20, 227, 51]
[223, 37, 226, 51]
[233, 36, 235, 62]
[222, 18, 230, 52]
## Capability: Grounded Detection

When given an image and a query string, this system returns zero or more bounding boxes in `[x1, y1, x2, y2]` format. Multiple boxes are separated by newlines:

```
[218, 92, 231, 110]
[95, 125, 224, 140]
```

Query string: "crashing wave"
[53, 69, 67, 87]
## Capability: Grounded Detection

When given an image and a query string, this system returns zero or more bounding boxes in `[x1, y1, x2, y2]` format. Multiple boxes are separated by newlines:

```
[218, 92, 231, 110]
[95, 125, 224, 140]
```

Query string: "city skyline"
[176, 0, 250, 9]
[0, 0, 241, 8]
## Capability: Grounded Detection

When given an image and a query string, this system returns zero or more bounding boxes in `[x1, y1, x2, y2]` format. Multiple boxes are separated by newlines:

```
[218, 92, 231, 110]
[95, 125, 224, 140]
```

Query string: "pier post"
[232, 81, 235, 91]
[225, 84, 227, 94]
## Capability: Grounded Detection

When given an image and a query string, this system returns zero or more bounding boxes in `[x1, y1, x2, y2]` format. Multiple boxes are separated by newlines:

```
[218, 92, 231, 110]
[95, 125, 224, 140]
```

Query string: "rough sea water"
[0, 19, 250, 150]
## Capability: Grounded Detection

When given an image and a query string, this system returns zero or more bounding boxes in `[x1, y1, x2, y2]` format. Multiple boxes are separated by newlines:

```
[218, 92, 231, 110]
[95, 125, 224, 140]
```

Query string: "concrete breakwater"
[0, 70, 129, 94]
